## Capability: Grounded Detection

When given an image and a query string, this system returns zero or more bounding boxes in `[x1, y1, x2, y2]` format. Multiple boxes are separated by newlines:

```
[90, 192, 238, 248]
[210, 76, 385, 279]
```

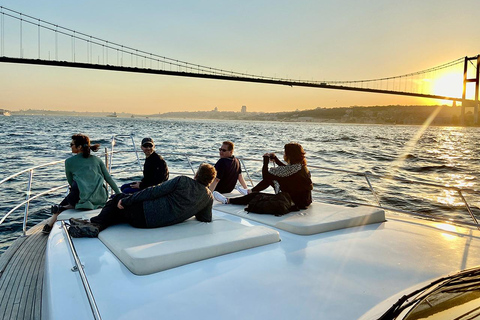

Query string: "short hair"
[222, 141, 234, 151]
[196, 163, 217, 186]
[284, 142, 307, 166]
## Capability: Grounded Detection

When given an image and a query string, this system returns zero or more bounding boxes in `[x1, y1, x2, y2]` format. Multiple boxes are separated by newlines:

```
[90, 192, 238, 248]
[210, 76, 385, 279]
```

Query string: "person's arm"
[99, 158, 121, 194]
[261, 155, 280, 181]
[121, 176, 180, 206]
[237, 173, 248, 189]
[64, 160, 74, 186]
[273, 155, 285, 166]
[209, 178, 220, 192]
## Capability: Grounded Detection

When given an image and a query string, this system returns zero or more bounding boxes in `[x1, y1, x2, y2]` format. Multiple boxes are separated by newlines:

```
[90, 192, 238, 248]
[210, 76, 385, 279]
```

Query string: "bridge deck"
[0, 222, 47, 320]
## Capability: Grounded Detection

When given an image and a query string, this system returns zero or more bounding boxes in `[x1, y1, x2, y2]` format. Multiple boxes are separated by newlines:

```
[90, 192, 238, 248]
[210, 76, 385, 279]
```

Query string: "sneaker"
[69, 218, 91, 226]
[213, 191, 228, 204]
[68, 224, 100, 238]
[42, 224, 52, 234]
[51, 205, 66, 215]
[236, 186, 249, 195]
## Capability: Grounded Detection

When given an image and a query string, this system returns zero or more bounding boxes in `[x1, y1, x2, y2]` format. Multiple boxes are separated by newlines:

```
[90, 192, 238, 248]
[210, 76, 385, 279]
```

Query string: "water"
[1, 116, 479, 254]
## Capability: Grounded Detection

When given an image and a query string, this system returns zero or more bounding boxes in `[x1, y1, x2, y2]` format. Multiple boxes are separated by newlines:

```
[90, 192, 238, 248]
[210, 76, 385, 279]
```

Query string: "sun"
[432, 72, 463, 99]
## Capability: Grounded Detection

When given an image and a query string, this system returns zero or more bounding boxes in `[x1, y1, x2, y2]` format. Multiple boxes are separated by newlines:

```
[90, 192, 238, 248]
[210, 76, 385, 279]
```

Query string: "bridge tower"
[461, 55, 480, 124]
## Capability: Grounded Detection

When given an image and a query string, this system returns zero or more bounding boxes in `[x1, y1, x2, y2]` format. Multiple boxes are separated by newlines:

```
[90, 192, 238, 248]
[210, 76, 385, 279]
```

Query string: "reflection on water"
[0, 116, 479, 253]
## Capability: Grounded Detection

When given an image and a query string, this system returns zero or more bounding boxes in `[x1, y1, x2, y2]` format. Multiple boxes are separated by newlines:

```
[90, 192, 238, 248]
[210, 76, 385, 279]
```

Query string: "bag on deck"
[245, 192, 296, 216]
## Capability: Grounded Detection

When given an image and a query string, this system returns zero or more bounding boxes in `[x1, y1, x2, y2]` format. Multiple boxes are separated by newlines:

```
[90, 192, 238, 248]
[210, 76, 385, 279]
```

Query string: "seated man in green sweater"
[68, 163, 216, 237]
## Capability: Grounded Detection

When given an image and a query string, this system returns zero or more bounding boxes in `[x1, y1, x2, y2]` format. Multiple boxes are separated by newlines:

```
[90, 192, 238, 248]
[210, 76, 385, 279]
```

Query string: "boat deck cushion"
[213, 201, 385, 235]
[55, 209, 101, 220]
[97, 217, 280, 275]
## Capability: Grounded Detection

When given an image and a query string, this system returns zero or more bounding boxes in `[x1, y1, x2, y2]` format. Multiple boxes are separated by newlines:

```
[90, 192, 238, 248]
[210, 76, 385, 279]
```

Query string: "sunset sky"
[1, 1, 479, 114]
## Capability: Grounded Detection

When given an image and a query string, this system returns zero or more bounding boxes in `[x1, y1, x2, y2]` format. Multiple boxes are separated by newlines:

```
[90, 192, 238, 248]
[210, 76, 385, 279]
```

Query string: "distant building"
[241, 105, 247, 113]
[213, 107, 218, 112]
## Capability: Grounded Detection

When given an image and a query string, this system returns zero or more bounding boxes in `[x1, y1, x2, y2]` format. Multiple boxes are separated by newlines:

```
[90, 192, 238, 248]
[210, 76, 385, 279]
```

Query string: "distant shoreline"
[2, 104, 478, 127]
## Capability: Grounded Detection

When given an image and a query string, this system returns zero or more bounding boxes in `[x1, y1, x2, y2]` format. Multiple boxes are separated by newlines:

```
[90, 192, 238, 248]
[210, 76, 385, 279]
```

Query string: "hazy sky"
[1, 1, 479, 114]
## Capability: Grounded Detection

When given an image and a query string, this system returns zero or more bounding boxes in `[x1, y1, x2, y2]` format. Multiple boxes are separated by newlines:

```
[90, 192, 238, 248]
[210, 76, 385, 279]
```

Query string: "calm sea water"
[1, 116, 479, 254]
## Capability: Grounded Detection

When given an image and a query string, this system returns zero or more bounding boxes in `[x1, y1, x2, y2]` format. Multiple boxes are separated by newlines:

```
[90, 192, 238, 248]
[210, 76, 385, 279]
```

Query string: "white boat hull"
[43, 209, 480, 320]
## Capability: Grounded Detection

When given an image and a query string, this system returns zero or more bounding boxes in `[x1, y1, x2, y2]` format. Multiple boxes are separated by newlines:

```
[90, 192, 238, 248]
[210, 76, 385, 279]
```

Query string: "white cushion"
[214, 201, 385, 235]
[98, 217, 280, 275]
[56, 208, 101, 221]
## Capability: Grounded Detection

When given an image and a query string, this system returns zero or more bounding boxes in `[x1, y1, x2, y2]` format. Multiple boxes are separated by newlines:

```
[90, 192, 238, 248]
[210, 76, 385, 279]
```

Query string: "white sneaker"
[236, 186, 249, 195]
[213, 191, 228, 204]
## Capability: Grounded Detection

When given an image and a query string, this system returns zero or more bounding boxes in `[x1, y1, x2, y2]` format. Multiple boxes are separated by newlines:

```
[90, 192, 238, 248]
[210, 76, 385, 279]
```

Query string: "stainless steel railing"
[1, 136, 479, 234]
[61, 221, 102, 320]
[305, 165, 480, 229]
[0, 159, 67, 235]
[109, 135, 480, 229]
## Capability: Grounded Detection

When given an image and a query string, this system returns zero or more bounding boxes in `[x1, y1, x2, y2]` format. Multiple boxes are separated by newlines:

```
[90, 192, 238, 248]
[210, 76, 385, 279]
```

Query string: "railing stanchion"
[185, 154, 196, 174]
[239, 157, 254, 187]
[104, 147, 110, 195]
[129, 134, 142, 171]
[104, 147, 108, 169]
[364, 172, 381, 207]
[22, 169, 34, 236]
[457, 189, 480, 230]
[109, 135, 115, 173]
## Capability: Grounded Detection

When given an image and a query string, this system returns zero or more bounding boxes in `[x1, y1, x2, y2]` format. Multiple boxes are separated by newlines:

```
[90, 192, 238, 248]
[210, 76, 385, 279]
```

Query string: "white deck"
[43, 208, 480, 320]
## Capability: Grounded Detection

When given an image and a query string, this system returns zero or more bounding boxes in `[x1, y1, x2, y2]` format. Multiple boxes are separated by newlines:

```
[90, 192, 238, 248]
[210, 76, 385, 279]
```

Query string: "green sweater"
[65, 154, 121, 210]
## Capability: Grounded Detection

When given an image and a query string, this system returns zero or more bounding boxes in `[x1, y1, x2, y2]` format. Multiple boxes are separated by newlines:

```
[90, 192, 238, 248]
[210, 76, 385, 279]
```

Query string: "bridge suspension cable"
[0, 6, 474, 102]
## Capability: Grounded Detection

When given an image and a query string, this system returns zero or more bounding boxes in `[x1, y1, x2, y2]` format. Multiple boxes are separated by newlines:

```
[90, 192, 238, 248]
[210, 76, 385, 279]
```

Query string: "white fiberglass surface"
[50, 211, 480, 320]
[43, 226, 97, 320]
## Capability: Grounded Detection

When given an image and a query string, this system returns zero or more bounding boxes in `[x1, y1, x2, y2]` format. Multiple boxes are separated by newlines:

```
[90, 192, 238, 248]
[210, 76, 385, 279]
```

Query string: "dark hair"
[195, 163, 217, 186]
[71, 134, 100, 158]
[284, 142, 307, 166]
[222, 141, 234, 151]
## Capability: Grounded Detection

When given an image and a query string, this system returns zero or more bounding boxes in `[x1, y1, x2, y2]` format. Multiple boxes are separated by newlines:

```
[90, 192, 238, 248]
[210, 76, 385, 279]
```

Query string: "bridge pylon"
[461, 55, 480, 125]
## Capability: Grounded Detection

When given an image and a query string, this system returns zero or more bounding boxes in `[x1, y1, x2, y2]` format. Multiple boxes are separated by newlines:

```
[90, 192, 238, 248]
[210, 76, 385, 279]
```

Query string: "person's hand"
[130, 181, 140, 189]
[117, 199, 125, 210]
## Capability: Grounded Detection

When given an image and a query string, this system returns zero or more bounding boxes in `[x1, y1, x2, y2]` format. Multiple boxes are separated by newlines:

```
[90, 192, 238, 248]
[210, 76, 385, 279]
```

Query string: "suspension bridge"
[1, 6, 479, 123]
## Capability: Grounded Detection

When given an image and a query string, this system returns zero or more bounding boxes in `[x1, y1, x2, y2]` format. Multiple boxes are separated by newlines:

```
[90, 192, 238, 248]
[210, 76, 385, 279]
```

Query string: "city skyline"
[1, 1, 479, 115]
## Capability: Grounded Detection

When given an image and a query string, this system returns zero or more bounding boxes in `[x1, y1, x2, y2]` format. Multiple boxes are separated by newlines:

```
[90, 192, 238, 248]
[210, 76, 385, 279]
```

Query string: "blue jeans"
[121, 182, 140, 194]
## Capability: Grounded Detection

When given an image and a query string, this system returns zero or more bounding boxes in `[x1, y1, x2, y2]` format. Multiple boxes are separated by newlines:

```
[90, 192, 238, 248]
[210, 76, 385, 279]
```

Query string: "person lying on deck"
[68, 163, 216, 238]
[213, 142, 313, 210]
[43, 134, 121, 234]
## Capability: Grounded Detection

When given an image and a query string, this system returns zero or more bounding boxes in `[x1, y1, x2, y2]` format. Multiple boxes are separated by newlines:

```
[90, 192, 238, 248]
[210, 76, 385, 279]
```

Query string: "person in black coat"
[121, 137, 169, 194]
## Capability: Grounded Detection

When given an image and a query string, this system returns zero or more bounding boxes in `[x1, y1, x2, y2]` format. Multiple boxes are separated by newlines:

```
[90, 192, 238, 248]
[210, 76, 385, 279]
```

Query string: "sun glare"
[433, 73, 463, 99]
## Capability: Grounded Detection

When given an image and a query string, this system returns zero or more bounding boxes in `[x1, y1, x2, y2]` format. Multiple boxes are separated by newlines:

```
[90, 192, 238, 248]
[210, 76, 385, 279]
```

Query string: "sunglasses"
[219, 148, 228, 152]
[142, 144, 153, 148]
[70, 143, 75, 147]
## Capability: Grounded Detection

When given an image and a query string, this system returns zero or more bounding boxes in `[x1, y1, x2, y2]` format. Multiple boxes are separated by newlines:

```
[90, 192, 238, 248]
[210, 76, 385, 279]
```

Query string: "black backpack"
[244, 192, 296, 216]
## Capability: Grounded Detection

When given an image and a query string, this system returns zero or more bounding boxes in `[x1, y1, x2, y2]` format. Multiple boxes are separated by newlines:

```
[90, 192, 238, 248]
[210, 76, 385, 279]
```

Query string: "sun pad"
[98, 217, 280, 275]
[213, 201, 385, 235]
[56, 208, 101, 221]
